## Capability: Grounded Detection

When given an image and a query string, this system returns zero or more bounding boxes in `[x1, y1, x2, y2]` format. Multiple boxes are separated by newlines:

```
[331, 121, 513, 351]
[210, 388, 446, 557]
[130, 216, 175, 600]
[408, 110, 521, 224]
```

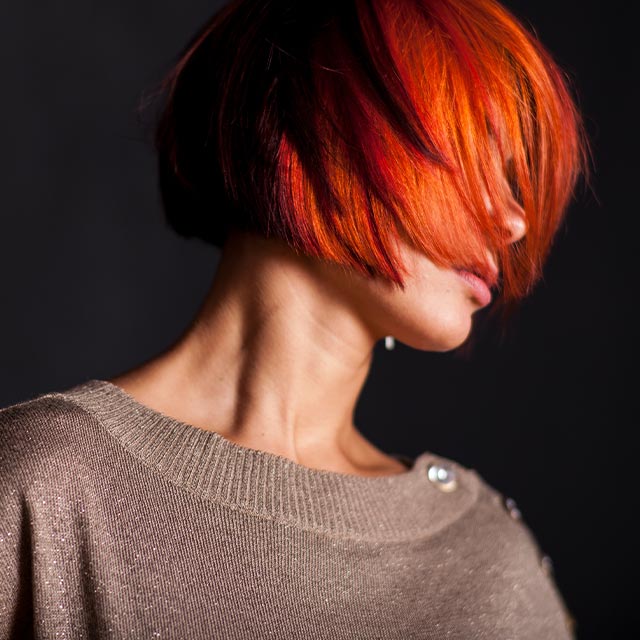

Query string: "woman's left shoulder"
[418, 450, 576, 637]
[421, 451, 550, 551]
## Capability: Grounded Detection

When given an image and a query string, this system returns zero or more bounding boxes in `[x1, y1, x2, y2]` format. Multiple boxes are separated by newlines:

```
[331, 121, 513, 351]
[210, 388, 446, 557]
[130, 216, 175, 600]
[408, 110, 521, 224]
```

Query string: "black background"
[0, 1, 635, 637]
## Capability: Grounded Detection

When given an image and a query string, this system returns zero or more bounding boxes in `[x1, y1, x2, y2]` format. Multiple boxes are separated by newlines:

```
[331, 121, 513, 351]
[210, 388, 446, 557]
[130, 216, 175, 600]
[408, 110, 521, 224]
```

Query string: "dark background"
[0, 1, 635, 637]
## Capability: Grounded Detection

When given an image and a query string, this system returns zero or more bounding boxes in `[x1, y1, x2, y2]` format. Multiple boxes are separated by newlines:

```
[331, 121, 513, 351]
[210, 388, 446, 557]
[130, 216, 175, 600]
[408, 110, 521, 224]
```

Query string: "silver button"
[426, 464, 458, 492]
[504, 497, 522, 520]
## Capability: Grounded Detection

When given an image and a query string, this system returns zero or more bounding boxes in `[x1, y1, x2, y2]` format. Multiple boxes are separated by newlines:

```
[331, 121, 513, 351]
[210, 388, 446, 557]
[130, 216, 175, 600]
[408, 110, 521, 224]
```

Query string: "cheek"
[358, 237, 479, 351]
[370, 265, 475, 352]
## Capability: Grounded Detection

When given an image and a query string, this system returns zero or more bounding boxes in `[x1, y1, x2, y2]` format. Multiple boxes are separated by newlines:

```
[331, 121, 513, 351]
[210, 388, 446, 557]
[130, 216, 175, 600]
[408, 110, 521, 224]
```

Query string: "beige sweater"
[0, 379, 575, 639]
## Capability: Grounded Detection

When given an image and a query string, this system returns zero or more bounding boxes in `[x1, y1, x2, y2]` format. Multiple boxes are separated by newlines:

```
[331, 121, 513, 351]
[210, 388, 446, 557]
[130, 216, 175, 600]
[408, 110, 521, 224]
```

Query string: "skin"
[108, 197, 526, 478]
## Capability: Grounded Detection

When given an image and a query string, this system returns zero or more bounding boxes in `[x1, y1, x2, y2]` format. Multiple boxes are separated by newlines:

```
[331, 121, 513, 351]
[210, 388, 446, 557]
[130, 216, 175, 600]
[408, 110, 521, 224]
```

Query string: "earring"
[384, 335, 395, 350]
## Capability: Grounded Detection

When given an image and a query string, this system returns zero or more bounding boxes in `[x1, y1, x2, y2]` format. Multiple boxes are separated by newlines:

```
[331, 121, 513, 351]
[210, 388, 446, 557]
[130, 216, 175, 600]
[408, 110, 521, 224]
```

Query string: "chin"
[401, 312, 474, 353]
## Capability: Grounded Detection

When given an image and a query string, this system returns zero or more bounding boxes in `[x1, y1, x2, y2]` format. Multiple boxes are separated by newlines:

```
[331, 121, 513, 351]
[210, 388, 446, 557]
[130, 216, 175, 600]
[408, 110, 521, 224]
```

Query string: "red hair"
[150, 0, 590, 315]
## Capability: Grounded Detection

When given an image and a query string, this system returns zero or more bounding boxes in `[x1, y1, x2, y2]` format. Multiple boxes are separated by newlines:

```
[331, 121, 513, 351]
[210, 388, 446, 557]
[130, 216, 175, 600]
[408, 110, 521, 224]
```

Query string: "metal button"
[504, 497, 522, 520]
[426, 463, 458, 492]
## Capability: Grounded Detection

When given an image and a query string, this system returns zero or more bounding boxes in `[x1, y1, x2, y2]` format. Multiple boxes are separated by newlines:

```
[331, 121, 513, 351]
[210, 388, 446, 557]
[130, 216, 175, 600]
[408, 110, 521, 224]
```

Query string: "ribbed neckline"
[56, 378, 480, 542]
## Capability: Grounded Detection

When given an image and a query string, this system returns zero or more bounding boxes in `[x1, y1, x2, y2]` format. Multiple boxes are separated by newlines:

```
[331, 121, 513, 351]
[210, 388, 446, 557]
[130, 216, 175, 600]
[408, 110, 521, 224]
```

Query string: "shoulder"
[420, 452, 575, 636]
[419, 451, 552, 568]
[431, 452, 566, 599]
[0, 389, 103, 491]
[0, 391, 107, 635]
[421, 451, 530, 519]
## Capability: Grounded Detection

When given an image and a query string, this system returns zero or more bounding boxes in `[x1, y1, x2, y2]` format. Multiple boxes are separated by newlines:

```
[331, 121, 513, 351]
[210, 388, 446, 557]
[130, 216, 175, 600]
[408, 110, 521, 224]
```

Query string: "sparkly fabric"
[0, 379, 575, 639]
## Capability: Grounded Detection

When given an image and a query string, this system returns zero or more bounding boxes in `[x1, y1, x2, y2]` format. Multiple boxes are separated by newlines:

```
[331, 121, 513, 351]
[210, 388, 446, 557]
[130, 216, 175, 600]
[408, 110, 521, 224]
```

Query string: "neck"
[109, 229, 403, 476]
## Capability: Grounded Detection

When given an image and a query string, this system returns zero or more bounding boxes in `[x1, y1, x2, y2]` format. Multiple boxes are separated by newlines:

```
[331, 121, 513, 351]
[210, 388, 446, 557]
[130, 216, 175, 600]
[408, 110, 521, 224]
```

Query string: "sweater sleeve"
[0, 400, 40, 639]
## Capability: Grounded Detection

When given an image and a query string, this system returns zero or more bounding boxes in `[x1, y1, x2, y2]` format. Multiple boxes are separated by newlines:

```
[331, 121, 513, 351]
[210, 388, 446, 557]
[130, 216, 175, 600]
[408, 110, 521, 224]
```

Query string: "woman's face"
[363, 234, 500, 352]
[335, 191, 527, 353]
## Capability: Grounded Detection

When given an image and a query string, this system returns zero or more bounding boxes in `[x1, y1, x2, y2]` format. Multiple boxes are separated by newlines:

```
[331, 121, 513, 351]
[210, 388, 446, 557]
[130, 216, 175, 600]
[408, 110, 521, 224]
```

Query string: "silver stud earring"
[384, 335, 395, 350]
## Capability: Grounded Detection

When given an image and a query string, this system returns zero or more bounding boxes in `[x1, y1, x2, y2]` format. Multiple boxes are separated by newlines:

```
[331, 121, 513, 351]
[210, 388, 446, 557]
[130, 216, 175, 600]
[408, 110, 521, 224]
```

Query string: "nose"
[483, 189, 528, 245]
[503, 201, 527, 244]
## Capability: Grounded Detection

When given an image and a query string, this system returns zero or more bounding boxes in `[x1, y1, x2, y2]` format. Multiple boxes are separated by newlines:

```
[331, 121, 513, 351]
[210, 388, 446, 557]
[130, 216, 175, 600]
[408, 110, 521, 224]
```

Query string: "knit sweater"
[0, 379, 575, 639]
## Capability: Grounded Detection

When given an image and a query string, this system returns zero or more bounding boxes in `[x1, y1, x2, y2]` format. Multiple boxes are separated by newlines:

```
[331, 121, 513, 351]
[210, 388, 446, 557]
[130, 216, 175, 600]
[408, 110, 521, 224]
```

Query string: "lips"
[454, 261, 499, 290]
[454, 269, 491, 306]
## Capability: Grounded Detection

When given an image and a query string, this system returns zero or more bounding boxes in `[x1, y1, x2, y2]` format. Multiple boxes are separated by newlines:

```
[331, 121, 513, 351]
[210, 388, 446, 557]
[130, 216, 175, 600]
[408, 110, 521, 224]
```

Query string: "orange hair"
[150, 0, 590, 315]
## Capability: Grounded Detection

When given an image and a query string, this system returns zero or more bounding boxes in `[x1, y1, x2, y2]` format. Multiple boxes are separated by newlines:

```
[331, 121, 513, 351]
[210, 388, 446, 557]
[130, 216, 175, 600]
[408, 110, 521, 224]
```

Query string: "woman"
[0, 0, 588, 638]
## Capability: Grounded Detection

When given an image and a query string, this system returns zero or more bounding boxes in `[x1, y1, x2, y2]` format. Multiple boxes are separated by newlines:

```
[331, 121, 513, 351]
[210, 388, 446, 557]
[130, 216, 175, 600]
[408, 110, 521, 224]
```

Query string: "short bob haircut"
[149, 0, 589, 316]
